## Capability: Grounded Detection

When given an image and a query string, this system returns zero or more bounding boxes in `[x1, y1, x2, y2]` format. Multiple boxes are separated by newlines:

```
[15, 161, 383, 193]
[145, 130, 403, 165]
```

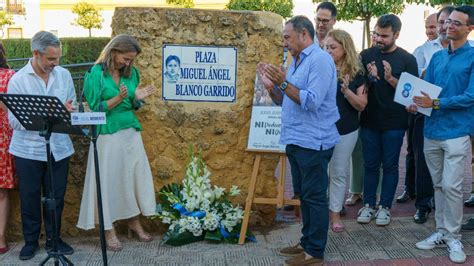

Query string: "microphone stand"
[90, 124, 108, 266]
[39, 120, 73, 266]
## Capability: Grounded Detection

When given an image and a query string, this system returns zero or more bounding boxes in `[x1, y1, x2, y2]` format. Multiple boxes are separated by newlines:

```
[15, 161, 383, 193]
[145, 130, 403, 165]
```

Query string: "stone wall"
[7, 7, 284, 240]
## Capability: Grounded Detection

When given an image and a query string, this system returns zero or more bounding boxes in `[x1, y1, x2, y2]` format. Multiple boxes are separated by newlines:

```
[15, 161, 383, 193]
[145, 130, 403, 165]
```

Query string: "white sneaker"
[415, 232, 446, 250]
[447, 239, 466, 263]
[375, 206, 391, 226]
[357, 204, 375, 224]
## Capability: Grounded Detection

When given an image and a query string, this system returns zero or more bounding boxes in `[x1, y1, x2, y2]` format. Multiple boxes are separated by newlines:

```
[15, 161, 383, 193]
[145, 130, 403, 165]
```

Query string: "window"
[7, 27, 22, 38]
[6, 0, 24, 15]
[50, 30, 58, 37]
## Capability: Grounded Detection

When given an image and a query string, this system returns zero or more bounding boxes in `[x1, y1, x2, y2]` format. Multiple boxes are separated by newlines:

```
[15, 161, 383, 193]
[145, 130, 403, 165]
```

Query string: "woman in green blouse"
[77, 34, 156, 251]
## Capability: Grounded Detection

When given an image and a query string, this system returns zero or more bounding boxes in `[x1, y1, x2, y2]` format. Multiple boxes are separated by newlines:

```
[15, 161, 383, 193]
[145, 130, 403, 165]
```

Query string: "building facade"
[2, 0, 228, 38]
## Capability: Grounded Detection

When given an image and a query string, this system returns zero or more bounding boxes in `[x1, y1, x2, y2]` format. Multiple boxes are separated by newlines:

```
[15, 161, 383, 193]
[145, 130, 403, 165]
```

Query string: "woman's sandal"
[128, 218, 153, 242]
[106, 236, 123, 251]
[345, 194, 362, 206]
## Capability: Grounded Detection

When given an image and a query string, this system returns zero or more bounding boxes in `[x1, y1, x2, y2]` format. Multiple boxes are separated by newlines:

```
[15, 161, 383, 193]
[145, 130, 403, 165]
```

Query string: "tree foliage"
[412, 0, 473, 5]
[167, 0, 195, 8]
[227, 0, 294, 18]
[313, 0, 472, 48]
[0, 11, 14, 38]
[71, 1, 103, 37]
[313, 0, 408, 48]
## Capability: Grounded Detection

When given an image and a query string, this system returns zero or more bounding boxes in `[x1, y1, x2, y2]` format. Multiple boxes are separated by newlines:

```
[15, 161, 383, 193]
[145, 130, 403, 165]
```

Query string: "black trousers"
[15, 156, 70, 243]
[404, 114, 416, 195]
[412, 115, 434, 212]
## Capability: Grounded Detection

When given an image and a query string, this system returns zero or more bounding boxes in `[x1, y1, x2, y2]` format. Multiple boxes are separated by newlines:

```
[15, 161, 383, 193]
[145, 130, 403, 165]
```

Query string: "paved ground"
[2, 138, 473, 265]
[2, 210, 474, 265]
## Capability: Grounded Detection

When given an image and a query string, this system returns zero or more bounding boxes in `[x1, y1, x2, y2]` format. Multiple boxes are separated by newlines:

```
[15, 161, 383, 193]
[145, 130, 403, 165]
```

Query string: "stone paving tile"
[390, 258, 422, 266]
[3, 216, 474, 265]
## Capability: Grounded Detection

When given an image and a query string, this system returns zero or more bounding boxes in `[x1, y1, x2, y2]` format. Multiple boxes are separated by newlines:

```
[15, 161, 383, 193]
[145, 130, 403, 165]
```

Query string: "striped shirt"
[8, 59, 76, 161]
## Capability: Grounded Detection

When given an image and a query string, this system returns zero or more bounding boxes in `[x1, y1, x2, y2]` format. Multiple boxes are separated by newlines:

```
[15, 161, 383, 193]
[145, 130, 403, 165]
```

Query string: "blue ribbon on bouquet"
[172, 203, 206, 219]
[220, 224, 256, 243]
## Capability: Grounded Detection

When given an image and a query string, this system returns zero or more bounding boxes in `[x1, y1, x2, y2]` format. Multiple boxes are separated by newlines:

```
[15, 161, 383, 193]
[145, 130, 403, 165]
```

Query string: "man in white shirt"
[8, 31, 76, 260]
[413, 6, 454, 77]
[424, 13, 439, 41]
[314, 2, 337, 47]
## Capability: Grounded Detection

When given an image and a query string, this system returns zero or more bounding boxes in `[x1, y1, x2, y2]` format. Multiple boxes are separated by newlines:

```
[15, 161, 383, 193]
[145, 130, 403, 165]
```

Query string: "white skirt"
[77, 128, 156, 230]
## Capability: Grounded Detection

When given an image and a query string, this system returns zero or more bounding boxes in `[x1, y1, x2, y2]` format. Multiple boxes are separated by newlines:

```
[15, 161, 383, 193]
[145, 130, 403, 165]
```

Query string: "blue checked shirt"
[279, 43, 340, 150]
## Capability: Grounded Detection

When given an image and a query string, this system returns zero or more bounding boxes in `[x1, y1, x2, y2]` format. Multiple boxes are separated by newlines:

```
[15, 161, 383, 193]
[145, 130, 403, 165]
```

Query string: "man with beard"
[7, 31, 76, 260]
[413, 6, 455, 77]
[356, 14, 418, 226]
[315, 2, 337, 47]
[413, 5, 474, 263]
[259, 15, 339, 265]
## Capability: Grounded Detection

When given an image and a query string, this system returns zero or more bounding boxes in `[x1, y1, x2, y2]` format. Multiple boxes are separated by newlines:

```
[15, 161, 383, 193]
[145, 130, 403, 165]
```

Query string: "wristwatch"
[279, 80, 289, 91]
[432, 98, 440, 110]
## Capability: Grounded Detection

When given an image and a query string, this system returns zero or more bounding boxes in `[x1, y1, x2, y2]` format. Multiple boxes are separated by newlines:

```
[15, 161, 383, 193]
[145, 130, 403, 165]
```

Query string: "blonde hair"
[96, 34, 141, 77]
[326, 29, 364, 80]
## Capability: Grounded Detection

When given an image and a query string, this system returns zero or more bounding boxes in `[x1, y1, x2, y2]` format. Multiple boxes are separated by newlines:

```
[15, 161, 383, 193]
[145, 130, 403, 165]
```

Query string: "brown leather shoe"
[285, 253, 323, 265]
[279, 243, 304, 256]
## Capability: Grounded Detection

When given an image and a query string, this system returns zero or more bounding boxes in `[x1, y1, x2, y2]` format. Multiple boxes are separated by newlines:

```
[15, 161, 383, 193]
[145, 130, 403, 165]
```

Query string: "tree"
[0, 11, 13, 38]
[227, 0, 294, 19]
[313, 1, 471, 49]
[71, 1, 103, 37]
[313, 0, 408, 48]
[415, 0, 472, 5]
[166, 0, 195, 8]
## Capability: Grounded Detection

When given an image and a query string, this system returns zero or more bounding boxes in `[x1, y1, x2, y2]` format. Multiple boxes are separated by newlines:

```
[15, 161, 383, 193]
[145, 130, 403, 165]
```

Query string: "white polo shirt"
[8, 59, 76, 162]
[413, 38, 474, 77]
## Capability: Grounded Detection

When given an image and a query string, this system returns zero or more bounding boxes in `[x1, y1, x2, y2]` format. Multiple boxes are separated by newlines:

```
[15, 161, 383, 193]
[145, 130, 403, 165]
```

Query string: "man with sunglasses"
[412, 5, 474, 264]
[315, 2, 337, 47]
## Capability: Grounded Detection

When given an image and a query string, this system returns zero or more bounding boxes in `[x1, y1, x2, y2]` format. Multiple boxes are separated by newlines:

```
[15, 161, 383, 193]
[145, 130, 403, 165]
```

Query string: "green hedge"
[2, 37, 110, 69]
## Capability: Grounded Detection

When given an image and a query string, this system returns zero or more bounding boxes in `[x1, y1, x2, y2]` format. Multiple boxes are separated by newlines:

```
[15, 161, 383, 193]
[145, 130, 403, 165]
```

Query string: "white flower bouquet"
[153, 147, 254, 246]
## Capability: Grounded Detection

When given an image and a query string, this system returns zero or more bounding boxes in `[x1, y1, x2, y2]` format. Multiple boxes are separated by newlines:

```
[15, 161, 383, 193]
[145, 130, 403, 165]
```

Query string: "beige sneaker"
[279, 243, 304, 256]
[284, 253, 323, 265]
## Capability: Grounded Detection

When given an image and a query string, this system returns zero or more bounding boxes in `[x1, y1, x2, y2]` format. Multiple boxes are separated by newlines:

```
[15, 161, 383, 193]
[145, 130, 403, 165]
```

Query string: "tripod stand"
[0, 94, 84, 266]
[39, 121, 73, 266]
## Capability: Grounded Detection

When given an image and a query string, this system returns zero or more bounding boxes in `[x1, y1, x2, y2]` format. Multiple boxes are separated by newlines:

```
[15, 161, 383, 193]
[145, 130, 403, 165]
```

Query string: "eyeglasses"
[445, 19, 468, 27]
[315, 17, 333, 25]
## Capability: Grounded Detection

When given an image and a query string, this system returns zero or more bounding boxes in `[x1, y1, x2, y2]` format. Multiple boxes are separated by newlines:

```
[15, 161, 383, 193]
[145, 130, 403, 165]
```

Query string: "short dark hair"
[376, 14, 402, 33]
[286, 15, 315, 41]
[166, 55, 180, 66]
[437, 6, 454, 21]
[454, 5, 474, 26]
[317, 2, 337, 18]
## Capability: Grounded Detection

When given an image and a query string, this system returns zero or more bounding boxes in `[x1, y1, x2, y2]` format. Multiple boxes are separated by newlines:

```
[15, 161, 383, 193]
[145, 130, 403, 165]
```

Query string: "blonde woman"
[325, 29, 367, 232]
[77, 34, 156, 251]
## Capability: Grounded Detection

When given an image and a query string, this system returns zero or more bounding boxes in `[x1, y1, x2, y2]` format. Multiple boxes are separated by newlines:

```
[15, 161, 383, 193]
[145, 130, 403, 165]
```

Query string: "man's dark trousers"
[15, 156, 70, 243]
[412, 115, 433, 212]
[286, 144, 333, 259]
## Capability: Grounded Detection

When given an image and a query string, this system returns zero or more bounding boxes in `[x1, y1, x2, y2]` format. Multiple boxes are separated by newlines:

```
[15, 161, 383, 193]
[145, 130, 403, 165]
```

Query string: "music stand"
[0, 94, 84, 266]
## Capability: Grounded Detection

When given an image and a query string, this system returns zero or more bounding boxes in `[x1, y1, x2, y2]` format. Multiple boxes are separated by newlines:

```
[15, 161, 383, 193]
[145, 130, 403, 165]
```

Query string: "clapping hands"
[135, 85, 156, 100]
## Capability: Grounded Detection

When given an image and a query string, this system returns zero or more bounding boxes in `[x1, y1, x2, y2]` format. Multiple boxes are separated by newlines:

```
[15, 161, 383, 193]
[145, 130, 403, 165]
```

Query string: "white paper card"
[394, 72, 442, 116]
[71, 112, 106, 125]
